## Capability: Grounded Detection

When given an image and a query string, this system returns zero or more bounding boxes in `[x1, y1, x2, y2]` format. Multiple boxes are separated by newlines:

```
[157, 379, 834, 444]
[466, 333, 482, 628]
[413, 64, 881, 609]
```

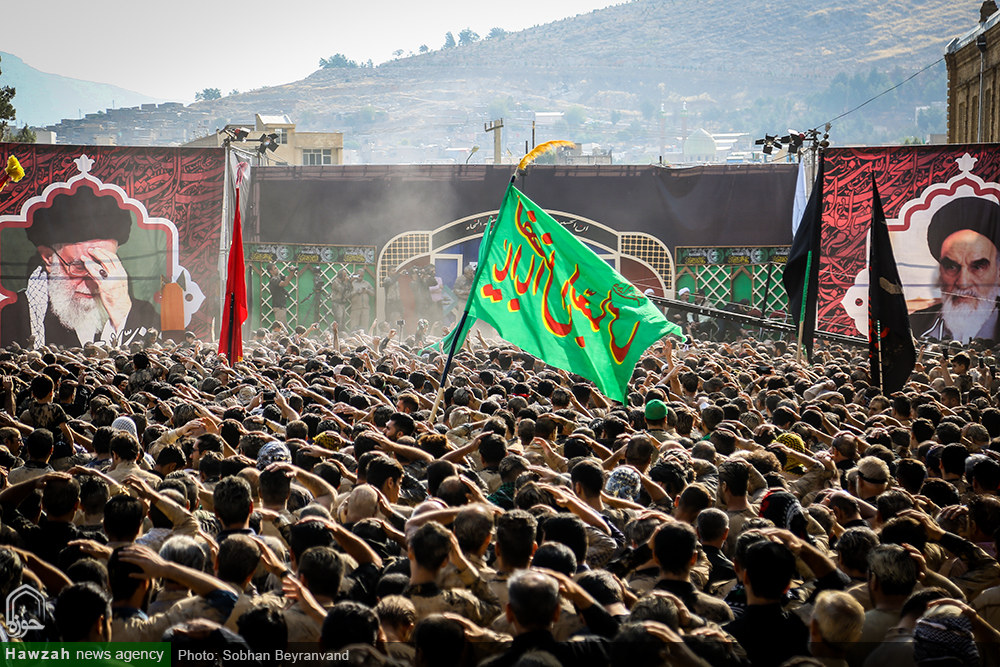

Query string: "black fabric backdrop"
[250, 164, 798, 251]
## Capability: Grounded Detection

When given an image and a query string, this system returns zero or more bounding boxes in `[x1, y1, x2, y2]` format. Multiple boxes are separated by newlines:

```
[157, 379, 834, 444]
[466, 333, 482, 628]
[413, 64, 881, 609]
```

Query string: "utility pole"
[485, 119, 504, 164]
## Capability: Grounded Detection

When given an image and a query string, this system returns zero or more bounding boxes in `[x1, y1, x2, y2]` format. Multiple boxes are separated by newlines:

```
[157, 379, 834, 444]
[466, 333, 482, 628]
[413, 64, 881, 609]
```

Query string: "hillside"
[0, 52, 162, 127]
[394, 0, 967, 97]
[28, 0, 987, 158]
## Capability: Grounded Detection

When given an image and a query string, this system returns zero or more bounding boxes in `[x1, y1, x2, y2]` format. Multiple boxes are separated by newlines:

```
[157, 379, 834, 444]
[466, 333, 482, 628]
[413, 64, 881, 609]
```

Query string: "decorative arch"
[374, 210, 676, 320]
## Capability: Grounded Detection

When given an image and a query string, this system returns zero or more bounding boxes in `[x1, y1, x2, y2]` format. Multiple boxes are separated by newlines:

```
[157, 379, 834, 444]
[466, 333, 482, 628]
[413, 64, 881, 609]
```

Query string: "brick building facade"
[947, 2, 1000, 143]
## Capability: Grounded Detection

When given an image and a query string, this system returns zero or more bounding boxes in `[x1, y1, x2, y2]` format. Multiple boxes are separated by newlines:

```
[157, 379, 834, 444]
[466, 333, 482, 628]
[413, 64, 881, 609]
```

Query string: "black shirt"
[480, 629, 610, 667]
[704, 544, 736, 583]
[6, 511, 106, 567]
[723, 602, 809, 667]
[269, 276, 288, 309]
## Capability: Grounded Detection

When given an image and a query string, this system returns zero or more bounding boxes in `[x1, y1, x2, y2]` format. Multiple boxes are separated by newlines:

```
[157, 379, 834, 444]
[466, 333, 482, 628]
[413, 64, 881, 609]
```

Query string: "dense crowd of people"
[2, 319, 1000, 667]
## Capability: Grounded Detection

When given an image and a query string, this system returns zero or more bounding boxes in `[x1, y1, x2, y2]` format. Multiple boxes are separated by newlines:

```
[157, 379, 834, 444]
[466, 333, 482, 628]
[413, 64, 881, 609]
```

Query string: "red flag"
[218, 163, 248, 363]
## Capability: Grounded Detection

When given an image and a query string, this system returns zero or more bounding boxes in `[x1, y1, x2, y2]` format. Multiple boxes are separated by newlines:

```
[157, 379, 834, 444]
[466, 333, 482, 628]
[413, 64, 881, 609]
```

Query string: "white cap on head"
[678, 287, 691, 297]
[111, 416, 137, 438]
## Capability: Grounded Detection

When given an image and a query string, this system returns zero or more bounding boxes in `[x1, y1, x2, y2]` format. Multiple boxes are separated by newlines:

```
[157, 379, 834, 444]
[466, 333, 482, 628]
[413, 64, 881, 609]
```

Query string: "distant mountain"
[27, 0, 986, 157]
[0, 52, 162, 127]
[191, 0, 976, 156]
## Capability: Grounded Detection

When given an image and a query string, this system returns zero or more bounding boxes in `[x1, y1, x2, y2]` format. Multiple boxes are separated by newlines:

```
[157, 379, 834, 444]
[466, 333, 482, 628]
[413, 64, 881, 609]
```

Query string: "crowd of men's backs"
[3, 319, 1000, 667]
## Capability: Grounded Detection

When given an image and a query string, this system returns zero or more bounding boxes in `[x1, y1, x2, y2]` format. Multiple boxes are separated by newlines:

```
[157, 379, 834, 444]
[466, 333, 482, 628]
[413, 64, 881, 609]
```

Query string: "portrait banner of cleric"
[909, 195, 1000, 344]
[0, 185, 157, 348]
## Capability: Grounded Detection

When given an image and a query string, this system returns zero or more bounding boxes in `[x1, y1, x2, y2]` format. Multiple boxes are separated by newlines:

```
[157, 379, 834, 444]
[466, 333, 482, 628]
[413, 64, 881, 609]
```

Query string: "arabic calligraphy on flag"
[441, 184, 684, 402]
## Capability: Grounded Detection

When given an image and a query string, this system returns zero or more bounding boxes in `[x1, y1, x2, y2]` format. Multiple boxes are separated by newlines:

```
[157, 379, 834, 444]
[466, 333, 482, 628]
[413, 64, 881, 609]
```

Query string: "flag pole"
[427, 174, 517, 424]
[227, 292, 237, 366]
[795, 250, 813, 364]
[874, 320, 883, 394]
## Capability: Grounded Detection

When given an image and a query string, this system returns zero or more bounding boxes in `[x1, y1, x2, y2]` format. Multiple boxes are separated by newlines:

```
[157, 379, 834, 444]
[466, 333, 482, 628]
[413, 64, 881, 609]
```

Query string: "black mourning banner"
[868, 174, 916, 394]
[250, 164, 798, 250]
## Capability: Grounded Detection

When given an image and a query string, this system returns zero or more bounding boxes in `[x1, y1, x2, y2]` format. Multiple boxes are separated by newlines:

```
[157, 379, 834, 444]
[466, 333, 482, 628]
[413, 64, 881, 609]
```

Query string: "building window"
[302, 149, 332, 166]
[274, 128, 288, 144]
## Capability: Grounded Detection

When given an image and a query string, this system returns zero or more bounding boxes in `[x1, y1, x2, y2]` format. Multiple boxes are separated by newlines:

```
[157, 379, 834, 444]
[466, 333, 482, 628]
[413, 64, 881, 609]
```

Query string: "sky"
[9, 0, 620, 102]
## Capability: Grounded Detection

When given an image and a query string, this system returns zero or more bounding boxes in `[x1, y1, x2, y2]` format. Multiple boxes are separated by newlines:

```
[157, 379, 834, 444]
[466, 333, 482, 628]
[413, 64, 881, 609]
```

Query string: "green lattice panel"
[696, 265, 734, 309]
[251, 261, 373, 333]
[751, 265, 789, 318]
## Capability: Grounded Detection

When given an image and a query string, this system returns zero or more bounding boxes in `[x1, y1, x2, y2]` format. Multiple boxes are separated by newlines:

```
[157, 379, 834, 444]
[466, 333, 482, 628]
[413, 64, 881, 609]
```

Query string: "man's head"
[830, 431, 858, 463]
[159, 535, 206, 573]
[695, 508, 729, 547]
[928, 197, 1000, 342]
[718, 459, 750, 502]
[109, 432, 142, 464]
[855, 456, 890, 499]
[506, 570, 561, 632]
[215, 535, 261, 586]
[213, 475, 253, 529]
[408, 521, 452, 573]
[103, 494, 145, 542]
[453, 505, 494, 557]
[644, 399, 669, 429]
[809, 590, 864, 654]
[495, 509, 537, 569]
[570, 459, 605, 500]
[298, 546, 344, 599]
[29, 186, 133, 336]
[625, 435, 656, 472]
[55, 582, 112, 642]
[741, 540, 796, 602]
[366, 456, 403, 503]
[650, 521, 698, 577]
[868, 544, 919, 602]
[43, 475, 81, 520]
[25, 428, 54, 462]
[258, 467, 293, 508]
[321, 601, 379, 652]
[835, 526, 879, 578]
[383, 412, 414, 441]
[31, 374, 54, 401]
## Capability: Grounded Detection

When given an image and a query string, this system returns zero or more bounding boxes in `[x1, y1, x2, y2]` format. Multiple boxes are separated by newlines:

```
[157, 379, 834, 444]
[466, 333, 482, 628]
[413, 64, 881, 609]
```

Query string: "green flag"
[438, 183, 684, 402]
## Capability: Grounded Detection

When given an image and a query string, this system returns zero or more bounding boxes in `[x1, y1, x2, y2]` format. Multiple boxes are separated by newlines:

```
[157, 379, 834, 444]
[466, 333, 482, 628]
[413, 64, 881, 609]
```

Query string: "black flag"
[782, 154, 824, 363]
[868, 174, 916, 393]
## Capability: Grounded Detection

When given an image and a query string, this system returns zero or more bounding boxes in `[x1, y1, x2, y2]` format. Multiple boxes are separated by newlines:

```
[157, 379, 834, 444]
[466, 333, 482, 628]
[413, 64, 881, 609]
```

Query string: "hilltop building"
[183, 115, 344, 166]
[655, 129, 753, 165]
[43, 102, 211, 145]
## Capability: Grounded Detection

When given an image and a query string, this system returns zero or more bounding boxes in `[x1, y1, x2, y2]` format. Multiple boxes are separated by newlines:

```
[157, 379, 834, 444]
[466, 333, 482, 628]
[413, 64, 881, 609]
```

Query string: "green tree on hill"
[5, 125, 35, 143]
[0, 56, 17, 139]
[195, 88, 222, 101]
[319, 54, 359, 69]
[564, 106, 587, 127]
[459, 28, 480, 45]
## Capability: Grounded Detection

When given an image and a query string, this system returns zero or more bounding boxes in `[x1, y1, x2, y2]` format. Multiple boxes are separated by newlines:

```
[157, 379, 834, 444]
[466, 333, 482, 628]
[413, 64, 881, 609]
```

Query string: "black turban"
[27, 186, 132, 248]
[759, 488, 810, 540]
[927, 196, 1000, 261]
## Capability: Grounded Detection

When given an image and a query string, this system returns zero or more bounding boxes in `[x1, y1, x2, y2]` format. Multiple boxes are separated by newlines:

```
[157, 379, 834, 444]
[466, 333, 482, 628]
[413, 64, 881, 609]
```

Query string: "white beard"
[940, 280, 1000, 343]
[47, 266, 108, 341]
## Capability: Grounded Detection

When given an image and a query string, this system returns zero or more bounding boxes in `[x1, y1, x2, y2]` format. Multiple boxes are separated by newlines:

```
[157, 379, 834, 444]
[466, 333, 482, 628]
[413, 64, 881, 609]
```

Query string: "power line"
[816, 58, 945, 132]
